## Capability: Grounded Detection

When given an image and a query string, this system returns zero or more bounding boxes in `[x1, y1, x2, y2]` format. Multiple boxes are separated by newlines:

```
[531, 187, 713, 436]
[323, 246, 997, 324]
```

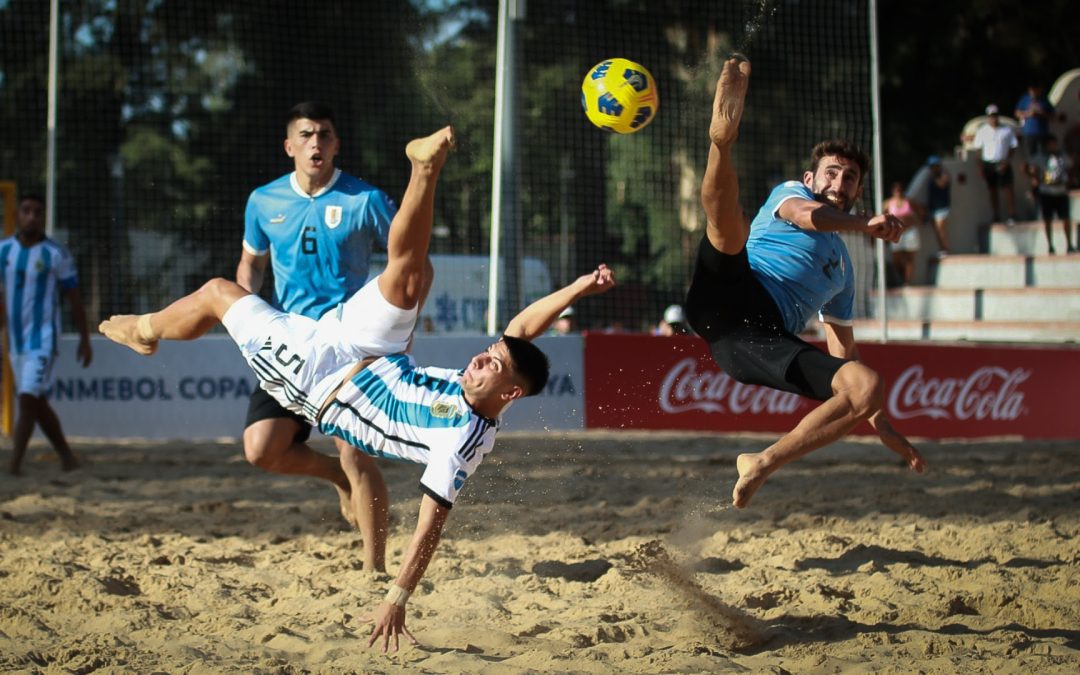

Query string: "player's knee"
[199, 277, 236, 302]
[242, 422, 289, 469]
[835, 362, 883, 419]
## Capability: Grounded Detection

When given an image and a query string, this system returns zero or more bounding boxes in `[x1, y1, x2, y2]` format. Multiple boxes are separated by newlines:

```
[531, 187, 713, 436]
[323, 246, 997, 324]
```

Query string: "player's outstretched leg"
[700, 57, 751, 255]
[379, 126, 454, 311]
[394, 125, 454, 257]
[709, 57, 750, 148]
[100, 278, 250, 354]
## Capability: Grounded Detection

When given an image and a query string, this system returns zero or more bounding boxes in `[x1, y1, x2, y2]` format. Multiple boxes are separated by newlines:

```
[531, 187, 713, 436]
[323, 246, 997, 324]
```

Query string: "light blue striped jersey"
[317, 354, 498, 508]
[0, 236, 78, 355]
[746, 181, 855, 333]
[243, 169, 395, 319]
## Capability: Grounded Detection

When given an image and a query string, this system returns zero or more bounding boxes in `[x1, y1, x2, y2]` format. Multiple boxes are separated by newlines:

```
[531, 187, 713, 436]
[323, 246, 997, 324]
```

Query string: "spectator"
[972, 104, 1018, 225]
[908, 156, 951, 257]
[1026, 135, 1076, 254]
[654, 303, 689, 336]
[1014, 83, 1055, 157]
[884, 181, 923, 285]
[549, 306, 576, 335]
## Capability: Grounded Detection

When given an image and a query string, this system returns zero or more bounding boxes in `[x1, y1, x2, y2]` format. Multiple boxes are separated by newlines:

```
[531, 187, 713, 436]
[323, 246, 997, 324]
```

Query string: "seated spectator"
[654, 304, 690, 336]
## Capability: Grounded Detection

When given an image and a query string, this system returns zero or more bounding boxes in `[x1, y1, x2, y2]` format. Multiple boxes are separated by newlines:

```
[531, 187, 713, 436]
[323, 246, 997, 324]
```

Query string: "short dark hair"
[19, 193, 45, 207]
[809, 139, 870, 185]
[285, 101, 336, 133]
[501, 334, 550, 397]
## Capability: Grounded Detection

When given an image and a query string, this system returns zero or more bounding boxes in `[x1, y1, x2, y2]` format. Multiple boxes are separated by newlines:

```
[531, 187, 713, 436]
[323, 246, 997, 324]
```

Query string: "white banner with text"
[46, 335, 584, 440]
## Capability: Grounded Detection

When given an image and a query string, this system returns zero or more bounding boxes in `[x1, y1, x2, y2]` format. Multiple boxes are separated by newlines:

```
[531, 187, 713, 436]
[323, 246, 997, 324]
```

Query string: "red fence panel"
[583, 333, 1080, 439]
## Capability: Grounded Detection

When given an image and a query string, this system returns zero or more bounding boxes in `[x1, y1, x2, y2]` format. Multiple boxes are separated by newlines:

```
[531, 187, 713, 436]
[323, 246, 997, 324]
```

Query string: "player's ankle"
[136, 313, 157, 342]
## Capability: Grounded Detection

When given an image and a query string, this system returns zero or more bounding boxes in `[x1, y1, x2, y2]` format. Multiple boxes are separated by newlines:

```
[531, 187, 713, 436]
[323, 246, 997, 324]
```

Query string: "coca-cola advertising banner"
[584, 334, 1080, 439]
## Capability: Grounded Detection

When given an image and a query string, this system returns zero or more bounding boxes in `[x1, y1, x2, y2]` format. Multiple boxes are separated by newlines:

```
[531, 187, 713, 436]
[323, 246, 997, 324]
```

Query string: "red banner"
[583, 333, 1080, 439]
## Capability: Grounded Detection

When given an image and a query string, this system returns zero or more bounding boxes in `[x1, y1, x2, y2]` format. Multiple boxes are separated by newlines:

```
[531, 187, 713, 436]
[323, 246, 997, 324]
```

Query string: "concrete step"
[933, 253, 1080, 289]
[848, 319, 1080, 343]
[873, 286, 1080, 322]
[1031, 254, 1080, 287]
[987, 219, 1078, 256]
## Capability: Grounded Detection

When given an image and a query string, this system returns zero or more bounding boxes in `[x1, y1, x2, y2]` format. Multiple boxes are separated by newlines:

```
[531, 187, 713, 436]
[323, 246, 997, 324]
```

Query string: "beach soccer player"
[0, 194, 93, 475]
[100, 126, 617, 650]
[238, 102, 399, 568]
[683, 57, 927, 508]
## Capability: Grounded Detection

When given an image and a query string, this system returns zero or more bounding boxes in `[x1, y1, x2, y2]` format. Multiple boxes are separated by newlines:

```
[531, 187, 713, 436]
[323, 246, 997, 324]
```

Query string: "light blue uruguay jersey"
[0, 236, 78, 356]
[243, 169, 395, 319]
[317, 354, 498, 508]
[746, 181, 855, 334]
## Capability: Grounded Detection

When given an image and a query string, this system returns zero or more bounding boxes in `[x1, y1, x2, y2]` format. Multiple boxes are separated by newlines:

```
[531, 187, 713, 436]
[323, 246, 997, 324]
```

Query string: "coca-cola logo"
[887, 365, 1030, 421]
[658, 358, 804, 415]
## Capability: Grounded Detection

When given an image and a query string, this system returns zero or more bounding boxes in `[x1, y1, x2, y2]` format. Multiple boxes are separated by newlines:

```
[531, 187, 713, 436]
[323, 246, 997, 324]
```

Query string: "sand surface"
[1, 432, 1078, 673]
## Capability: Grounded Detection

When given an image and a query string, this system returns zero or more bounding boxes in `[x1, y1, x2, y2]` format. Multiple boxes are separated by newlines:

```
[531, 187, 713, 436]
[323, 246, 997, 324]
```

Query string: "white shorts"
[221, 276, 417, 421]
[893, 224, 921, 253]
[9, 349, 55, 397]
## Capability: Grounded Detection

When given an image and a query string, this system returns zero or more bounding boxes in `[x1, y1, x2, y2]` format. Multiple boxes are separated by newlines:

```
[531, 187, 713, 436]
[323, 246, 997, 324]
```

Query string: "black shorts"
[1038, 193, 1070, 221]
[683, 236, 848, 402]
[244, 386, 313, 443]
[982, 161, 1014, 189]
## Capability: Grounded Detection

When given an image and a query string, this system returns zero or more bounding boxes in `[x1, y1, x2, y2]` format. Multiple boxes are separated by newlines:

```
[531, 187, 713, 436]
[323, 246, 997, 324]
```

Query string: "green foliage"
[3, 0, 1077, 328]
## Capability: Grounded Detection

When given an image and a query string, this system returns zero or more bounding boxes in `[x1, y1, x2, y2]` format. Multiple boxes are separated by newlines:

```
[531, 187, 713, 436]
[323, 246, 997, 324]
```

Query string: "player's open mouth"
[311, 153, 323, 166]
[823, 191, 847, 208]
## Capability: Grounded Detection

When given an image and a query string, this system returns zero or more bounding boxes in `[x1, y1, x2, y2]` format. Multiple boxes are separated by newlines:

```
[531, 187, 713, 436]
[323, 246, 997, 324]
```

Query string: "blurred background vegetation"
[1, 0, 1077, 331]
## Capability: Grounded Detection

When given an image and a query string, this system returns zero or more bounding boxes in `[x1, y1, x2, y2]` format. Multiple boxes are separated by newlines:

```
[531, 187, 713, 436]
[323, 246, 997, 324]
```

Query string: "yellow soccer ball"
[581, 58, 659, 134]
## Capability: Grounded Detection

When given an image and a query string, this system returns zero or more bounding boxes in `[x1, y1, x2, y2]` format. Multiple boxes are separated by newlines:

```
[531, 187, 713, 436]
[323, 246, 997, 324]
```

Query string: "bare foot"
[99, 315, 158, 355]
[709, 57, 751, 147]
[897, 445, 927, 474]
[875, 422, 928, 474]
[405, 126, 455, 170]
[732, 452, 768, 508]
[335, 484, 357, 529]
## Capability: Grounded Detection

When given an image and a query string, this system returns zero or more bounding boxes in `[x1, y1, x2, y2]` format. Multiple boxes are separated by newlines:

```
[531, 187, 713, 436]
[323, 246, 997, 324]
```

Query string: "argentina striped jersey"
[317, 354, 498, 508]
[0, 236, 79, 355]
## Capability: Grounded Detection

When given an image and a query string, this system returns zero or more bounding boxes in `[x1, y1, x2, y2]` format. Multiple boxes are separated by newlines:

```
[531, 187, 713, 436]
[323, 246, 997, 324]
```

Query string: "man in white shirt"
[972, 104, 1018, 224]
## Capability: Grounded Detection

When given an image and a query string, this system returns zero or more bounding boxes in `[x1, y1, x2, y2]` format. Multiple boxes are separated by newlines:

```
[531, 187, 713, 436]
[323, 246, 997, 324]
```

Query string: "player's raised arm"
[503, 264, 616, 341]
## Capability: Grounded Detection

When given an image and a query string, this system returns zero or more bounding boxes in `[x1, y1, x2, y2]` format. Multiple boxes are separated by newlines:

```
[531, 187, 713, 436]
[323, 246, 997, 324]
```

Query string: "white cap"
[663, 304, 685, 324]
[985, 104, 999, 115]
[558, 306, 575, 319]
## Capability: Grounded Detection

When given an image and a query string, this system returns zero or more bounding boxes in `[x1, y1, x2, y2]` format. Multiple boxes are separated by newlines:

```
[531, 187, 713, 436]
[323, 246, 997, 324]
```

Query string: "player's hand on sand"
[866, 213, 905, 244]
[574, 264, 616, 298]
[869, 411, 927, 474]
[363, 602, 417, 653]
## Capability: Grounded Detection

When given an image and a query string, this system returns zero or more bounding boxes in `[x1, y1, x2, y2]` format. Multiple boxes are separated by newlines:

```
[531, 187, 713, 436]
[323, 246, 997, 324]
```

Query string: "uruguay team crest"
[324, 205, 343, 229]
